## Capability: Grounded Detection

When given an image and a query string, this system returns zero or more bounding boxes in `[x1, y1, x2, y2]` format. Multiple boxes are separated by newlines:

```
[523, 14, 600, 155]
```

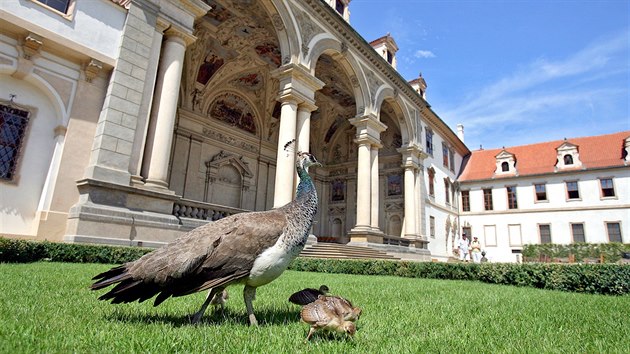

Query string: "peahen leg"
[243, 285, 258, 326]
[190, 287, 223, 324]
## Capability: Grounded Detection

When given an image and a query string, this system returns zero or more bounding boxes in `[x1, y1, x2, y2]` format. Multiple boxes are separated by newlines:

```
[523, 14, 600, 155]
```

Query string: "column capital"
[350, 114, 387, 145]
[271, 63, 324, 104]
[298, 100, 318, 113]
[164, 26, 197, 47]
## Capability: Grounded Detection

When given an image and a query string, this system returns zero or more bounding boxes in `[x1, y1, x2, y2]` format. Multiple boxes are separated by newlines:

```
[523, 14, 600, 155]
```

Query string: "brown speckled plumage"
[91, 152, 321, 325]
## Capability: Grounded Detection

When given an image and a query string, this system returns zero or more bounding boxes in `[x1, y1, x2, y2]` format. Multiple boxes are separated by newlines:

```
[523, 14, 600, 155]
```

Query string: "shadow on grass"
[105, 306, 302, 327]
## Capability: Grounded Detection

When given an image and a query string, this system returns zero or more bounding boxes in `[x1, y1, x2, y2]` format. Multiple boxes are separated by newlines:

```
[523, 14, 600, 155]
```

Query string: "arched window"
[564, 154, 574, 165]
[501, 161, 509, 172]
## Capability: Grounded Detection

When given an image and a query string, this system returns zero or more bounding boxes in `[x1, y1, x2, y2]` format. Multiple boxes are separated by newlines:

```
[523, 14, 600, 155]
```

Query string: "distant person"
[480, 251, 488, 263]
[470, 236, 482, 263]
[458, 234, 470, 262]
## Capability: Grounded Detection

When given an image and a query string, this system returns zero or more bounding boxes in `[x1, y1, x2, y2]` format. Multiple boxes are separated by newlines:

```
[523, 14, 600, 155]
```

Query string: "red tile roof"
[458, 131, 630, 182]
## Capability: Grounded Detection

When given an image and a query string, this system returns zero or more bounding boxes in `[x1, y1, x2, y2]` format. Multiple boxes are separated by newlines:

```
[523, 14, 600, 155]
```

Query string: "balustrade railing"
[172, 199, 248, 221]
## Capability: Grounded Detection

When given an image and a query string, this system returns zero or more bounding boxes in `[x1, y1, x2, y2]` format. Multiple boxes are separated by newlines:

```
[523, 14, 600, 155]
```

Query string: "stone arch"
[307, 36, 368, 116]
[376, 93, 411, 146]
[261, 0, 297, 65]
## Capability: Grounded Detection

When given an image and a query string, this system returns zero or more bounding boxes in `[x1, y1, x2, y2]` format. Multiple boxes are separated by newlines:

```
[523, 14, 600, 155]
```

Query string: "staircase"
[299, 242, 400, 261]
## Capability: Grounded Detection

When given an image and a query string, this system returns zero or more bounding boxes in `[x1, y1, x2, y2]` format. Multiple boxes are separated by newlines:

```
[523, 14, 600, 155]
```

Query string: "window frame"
[534, 183, 548, 202]
[425, 129, 434, 156]
[606, 222, 622, 243]
[501, 161, 509, 172]
[429, 216, 435, 238]
[461, 190, 470, 212]
[442, 142, 449, 168]
[571, 223, 586, 243]
[599, 178, 616, 199]
[428, 168, 435, 197]
[538, 224, 552, 244]
[565, 180, 580, 200]
[506, 185, 518, 209]
[483, 188, 493, 211]
[0, 101, 33, 183]
[449, 148, 455, 172]
[563, 154, 574, 165]
[31, 0, 76, 19]
[444, 179, 450, 205]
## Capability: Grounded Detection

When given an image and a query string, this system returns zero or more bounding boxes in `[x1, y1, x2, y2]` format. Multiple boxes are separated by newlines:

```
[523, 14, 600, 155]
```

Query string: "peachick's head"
[296, 151, 321, 172]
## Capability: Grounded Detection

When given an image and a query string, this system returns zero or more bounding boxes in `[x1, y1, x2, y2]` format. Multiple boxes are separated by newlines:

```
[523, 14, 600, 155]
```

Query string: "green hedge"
[288, 258, 630, 296]
[522, 243, 630, 263]
[2, 238, 629, 296]
[0, 238, 151, 264]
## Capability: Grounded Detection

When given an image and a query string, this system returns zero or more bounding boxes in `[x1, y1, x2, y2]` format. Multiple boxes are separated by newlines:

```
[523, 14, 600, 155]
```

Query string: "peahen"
[289, 285, 330, 305]
[91, 150, 321, 326]
[300, 295, 359, 341]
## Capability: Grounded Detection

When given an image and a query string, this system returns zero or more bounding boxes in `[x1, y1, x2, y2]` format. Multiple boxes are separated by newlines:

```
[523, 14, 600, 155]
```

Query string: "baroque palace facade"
[1, 0, 627, 262]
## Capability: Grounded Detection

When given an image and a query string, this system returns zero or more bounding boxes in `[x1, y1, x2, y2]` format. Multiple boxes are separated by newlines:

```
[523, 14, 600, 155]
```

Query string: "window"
[386, 50, 393, 64]
[449, 149, 455, 172]
[445, 182, 451, 204]
[461, 190, 470, 212]
[34, 0, 70, 13]
[535, 183, 547, 201]
[563, 154, 574, 165]
[606, 222, 622, 243]
[507, 186, 518, 209]
[483, 188, 493, 210]
[0, 103, 31, 181]
[425, 129, 433, 155]
[428, 168, 435, 197]
[501, 161, 509, 172]
[566, 181, 580, 199]
[429, 216, 435, 238]
[571, 223, 585, 243]
[539, 224, 551, 244]
[600, 178, 615, 197]
[442, 143, 449, 167]
[335, 0, 345, 15]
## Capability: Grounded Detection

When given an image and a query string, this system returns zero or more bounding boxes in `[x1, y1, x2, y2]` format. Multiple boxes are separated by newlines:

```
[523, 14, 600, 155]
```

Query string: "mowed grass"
[0, 262, 628, 353]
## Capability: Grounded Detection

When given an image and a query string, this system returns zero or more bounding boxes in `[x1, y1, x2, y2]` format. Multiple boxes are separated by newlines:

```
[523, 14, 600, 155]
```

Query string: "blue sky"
[349, 0, 629, 150]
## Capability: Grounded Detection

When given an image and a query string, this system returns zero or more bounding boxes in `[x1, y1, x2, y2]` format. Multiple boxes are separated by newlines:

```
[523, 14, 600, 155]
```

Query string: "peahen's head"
[296, 152, 321, 172]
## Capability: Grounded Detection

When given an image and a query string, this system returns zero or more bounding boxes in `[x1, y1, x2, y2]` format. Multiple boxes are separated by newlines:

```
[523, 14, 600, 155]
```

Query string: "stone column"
[144, 27, 195, 190]
[273, 97, 298, 208]
[270, 64, 324, 208]
[129, 18, 168, 186]
[348, 114, 387, 242]
[370, 144, 382, 232]
[354, 139, 372, 230]
[403, 165, 417, 237]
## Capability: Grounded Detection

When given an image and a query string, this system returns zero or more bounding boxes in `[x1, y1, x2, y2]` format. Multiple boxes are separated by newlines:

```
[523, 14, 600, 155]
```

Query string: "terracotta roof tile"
[458, 131, 630, 182]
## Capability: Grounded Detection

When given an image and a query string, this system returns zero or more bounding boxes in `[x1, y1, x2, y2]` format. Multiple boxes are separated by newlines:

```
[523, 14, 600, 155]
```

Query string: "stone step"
[299, 242, 400, 261]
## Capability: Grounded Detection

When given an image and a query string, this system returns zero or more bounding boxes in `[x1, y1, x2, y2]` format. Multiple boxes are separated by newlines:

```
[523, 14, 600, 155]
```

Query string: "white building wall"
[0, 76, 58, 235]
[1, 0, 126, 65]
[459, 167, 630, 262]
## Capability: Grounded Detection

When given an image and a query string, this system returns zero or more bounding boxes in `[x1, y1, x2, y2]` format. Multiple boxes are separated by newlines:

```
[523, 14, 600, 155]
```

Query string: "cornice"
[303, 0, 469, 155]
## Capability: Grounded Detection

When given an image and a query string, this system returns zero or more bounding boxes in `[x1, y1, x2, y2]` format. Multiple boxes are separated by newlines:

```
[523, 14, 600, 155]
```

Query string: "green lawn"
[0, 262, 628, 353]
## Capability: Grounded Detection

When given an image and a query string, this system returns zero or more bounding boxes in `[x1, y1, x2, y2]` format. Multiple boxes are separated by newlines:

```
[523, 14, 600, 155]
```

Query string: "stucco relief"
[289, 4, 324, 57]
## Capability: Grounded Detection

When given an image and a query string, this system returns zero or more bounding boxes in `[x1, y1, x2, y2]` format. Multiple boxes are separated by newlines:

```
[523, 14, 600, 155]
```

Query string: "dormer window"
[386, 50, 393, 64]
[556, 140, 582, 170]
[564, 154, 574, 165]
[369, 33, 399, 69]
[495, 149, 517, 175]
[335, 0, 345, 14]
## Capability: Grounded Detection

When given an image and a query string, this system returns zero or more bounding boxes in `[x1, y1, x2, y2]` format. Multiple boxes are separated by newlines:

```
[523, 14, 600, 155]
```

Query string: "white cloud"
[414, 50, 436, 58]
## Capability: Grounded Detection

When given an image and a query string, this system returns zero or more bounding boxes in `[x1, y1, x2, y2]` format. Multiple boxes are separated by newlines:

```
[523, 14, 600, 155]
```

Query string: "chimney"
[457, 124, 464, 142]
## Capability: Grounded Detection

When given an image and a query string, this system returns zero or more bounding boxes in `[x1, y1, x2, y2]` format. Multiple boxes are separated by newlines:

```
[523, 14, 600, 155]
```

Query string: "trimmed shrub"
[523, 243, 630, 263]
[2, 238, 629, 295]
[0, 238, 151, 264]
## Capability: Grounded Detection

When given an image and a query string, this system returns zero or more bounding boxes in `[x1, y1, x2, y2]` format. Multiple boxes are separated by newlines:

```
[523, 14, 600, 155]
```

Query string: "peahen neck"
[295, 165, 315, 198]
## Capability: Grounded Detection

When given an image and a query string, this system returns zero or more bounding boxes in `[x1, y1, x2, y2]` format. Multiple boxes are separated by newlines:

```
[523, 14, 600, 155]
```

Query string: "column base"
[143, 179, 175, 194]
[348, 228, 384, 244]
